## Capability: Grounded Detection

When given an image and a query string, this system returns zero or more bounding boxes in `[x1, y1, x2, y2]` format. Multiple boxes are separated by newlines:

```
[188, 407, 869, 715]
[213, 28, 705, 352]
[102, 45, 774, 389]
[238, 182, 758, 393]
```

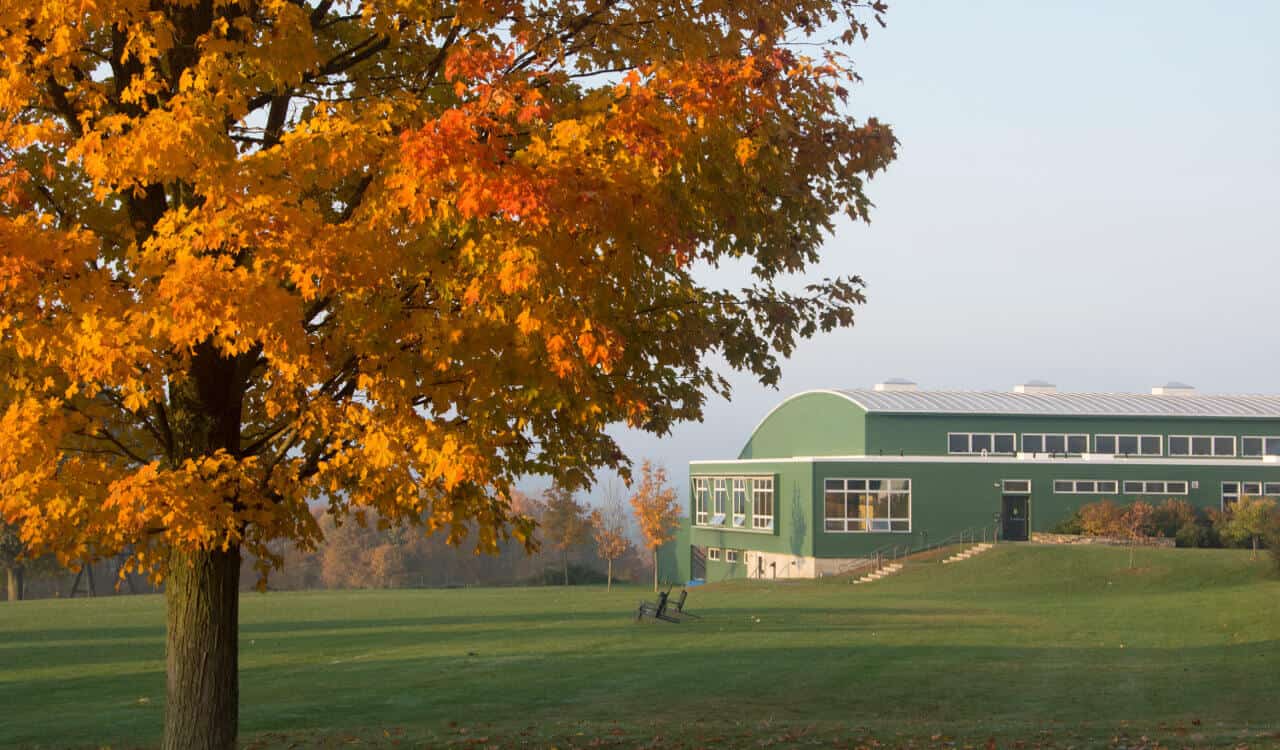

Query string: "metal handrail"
[845, 520, 1003, 577]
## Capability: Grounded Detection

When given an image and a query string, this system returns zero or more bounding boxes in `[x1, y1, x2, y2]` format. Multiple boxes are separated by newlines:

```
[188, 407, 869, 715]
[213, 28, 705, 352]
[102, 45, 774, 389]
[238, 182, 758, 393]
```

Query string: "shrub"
[1175, 522, 1213, 548]
[1152, 499, 1197, 538]
[1078, 500, 1125, 537]
[1268, 518, 1280, 574]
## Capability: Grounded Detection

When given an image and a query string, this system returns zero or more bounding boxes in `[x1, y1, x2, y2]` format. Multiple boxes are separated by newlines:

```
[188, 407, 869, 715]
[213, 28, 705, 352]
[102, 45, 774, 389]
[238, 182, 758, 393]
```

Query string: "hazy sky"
[549, 1, 1280, 503]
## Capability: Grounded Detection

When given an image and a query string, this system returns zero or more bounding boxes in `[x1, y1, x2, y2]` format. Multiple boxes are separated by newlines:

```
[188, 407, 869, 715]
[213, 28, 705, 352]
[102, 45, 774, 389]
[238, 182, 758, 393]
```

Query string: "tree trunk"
[652, 547, 658, 592]
[562, 549, 569, 586]
[1252, 534, 1258, 560]
[5, 565, 22, 601]
[164, 546, 241, 750]
[606, 559, 612, 592]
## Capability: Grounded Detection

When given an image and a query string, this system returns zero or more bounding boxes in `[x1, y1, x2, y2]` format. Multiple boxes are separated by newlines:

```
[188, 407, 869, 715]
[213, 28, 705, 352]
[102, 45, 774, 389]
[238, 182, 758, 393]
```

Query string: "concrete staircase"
[942, 543, 994, 564]
[852, 562, 903, 584]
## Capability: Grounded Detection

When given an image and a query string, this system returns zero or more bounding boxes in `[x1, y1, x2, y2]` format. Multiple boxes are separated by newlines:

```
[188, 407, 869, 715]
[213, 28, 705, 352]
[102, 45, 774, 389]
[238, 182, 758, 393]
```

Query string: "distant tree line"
[3, 462, 683, 600]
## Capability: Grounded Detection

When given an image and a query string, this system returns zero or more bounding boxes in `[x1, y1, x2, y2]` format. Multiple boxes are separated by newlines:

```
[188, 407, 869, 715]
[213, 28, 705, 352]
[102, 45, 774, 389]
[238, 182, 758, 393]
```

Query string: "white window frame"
[947, 432, 1016, 455]
[707, 547, 721, 561]
[1002, 479, 1031, 493]
[1095, 434, 1162, 456]
[693, 478, 709, 526]
[751, 477, 774, 530]
[731, 478, 748, 528]
[1241, 436, 1280, 457]
[1168, 435, 1236, 457]
[1056, 479, 1120, 494]
[1121, 480, 1188, 496]
[725, 549, 738, 563]
[1222, 481, 1239, 510]
[1021, 433, 1089, 455]
[710, 478, 727, 526]
[823, 478, 911, 534]
[1265, 482, 1280, 496]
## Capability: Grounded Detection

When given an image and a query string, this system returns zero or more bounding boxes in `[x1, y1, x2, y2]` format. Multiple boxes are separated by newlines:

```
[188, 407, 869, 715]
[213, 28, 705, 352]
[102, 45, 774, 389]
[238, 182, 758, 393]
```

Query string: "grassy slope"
[1, 546, 1277, 748]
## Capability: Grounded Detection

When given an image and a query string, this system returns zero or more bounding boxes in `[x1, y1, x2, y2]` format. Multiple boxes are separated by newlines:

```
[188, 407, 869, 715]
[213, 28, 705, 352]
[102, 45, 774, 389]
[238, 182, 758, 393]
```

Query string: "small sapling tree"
[629, 461, 681, 592]
[590, 481, 631, 592]
[540, 485, 591, 586]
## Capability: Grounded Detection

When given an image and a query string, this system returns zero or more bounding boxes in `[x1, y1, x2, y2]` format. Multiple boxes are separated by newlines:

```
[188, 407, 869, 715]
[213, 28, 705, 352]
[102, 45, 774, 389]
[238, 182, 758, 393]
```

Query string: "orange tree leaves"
[0, 0, 895, 578]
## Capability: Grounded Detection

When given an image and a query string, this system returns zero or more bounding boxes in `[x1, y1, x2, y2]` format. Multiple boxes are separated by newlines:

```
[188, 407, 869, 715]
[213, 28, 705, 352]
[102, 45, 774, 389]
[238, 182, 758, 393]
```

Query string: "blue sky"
[549, 1, 1280, 504]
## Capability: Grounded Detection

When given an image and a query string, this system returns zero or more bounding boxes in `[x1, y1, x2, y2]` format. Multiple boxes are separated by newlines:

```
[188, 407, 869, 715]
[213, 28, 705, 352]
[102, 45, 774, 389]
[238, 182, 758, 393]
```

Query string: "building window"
[1168, 435, 1236, 457]
[1242, 481, 1262, 496]
[1002, 479, 1031, 493]
[1121, 480, 1188, 495]
[1241, 437, 1280, 457]
[1266, 483, 1280, 496]
[1021, 434, 1088, 454]
[752, 478, 774, 530]
[694, 478, 709, 525]
[732, 479, 748, 527]
[1222, 482, 1239, 509]
[1053, 479, 1118, 494]
[725, 549, 738, 564]
[707, 547, 721, 561]
[824, 478, 911, 533]
[711, 479, 727, 526]
[1095, 434, 1161, 456]
[948, 432, 1015, 455]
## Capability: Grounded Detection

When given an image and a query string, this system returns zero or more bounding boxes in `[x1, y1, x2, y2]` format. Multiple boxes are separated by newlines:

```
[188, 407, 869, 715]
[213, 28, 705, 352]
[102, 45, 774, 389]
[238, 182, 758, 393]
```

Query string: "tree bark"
[562, 549, 569, 586]
[606, 559, 612, 592]
[652, 547, 658, 592]
[5, 565, 22, 601]
[164, 546, 241, 750]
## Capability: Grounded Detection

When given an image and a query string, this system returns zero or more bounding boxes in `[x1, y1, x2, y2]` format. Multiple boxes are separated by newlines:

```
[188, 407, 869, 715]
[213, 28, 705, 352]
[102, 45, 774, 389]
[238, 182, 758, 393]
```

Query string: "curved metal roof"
[834, 389, 1280, 419]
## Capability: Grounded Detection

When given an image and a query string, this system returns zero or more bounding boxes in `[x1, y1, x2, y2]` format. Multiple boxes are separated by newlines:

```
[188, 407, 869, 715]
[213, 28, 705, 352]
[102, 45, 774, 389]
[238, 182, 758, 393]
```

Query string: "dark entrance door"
[691, 546, 706, 580]
[1002, 495, 1030, 541]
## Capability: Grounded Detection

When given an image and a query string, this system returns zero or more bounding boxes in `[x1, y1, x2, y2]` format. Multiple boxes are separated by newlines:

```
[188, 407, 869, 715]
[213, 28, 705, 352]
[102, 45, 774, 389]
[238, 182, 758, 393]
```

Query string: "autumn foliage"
[0, 0, 894, 746]
[629, 460, 681, 591]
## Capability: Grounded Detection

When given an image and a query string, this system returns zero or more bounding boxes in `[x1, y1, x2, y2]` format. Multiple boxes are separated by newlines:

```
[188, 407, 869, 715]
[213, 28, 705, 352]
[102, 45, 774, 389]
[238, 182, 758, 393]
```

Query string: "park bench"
[636, 588, 696, 623]
[636, 589, 680, 623]
[667, 588, 699, 619]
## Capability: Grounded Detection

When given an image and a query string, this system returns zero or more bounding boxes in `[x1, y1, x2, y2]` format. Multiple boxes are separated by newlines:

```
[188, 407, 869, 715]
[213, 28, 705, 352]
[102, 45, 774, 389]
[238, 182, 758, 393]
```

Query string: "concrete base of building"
[741, 551, 871, 579]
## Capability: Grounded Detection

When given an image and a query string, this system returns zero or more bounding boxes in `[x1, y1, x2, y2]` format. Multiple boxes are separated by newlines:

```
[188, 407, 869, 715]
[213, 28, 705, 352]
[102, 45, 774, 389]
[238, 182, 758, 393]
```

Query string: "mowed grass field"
[2, 545, 1279, 749]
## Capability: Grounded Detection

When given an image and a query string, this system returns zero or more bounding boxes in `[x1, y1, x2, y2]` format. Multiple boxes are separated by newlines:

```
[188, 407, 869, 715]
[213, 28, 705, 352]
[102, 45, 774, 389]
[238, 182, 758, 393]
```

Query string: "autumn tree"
[539, 484, 591, 585]
[590, 481, 631, 591]
[1079, 500, 1125, 537]
[0, 1, 895, 746]
[1220, 496, 1278, 559]
[1119, 500, 1154, 569]
[1, 521, 23, 602]
[629, 460, 681, 591]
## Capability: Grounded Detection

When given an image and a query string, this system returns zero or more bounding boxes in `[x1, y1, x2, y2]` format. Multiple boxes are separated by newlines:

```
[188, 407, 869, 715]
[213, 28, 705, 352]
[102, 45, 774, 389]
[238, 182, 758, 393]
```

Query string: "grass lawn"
[2, 545, 1278, 749]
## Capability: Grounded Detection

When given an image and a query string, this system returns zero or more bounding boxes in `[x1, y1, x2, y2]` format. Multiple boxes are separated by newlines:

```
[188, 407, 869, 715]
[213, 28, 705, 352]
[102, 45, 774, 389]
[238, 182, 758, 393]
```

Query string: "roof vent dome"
[873, 378, 918, 392]
[1151, 382, 1196, 396]
[1013, 380, 1057, 395]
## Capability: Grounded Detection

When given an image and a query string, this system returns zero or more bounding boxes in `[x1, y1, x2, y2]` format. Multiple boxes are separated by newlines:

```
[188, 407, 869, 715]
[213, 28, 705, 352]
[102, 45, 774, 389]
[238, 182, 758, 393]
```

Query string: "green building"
[677, 380, 1280, 582]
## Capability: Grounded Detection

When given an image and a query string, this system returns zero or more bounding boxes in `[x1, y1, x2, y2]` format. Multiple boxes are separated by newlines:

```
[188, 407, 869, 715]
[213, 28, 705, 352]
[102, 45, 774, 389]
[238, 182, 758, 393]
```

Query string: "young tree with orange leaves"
[590, 481, 631, 591]
[0, 1, 895, 746]
[539, 483, 590, 585]
[629, 461, 681, 591]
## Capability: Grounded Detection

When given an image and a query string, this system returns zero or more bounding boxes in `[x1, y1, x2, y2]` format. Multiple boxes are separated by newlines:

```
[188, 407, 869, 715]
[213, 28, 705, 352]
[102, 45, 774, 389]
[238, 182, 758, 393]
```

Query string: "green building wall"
[865, 413, 1280, 457]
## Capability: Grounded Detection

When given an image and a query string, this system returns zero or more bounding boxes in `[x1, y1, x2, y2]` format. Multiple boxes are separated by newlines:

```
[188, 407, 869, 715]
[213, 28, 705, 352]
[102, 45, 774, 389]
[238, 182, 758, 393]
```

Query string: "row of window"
[1222, 481, 1280, 507]
[706, 547, 740, 563]
[693, 477, 774, 530]
[947, 432, 1280, 457]
[1051, 478, 1187, 494]
[823, 478, 911, 533]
